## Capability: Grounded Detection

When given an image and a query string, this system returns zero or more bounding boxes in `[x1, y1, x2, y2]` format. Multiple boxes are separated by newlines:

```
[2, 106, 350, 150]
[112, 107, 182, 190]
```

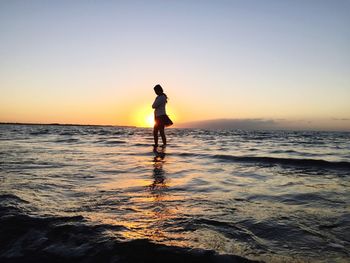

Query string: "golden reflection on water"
[149, 147, 167, 200]
[141, 147, 177, 243]
[87, 146, 186, 246]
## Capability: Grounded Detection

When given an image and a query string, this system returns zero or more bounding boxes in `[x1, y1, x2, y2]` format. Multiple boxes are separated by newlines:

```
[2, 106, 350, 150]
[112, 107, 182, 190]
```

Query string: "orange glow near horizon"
[132, 105, 153, 128]
[131, 104, 178, 128]
[0, 99, 182, 128]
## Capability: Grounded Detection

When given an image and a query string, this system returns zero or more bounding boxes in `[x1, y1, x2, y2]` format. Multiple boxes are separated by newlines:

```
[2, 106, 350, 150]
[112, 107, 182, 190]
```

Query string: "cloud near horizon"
[176, 119, 277, 130]
[175, 118, 350, 131]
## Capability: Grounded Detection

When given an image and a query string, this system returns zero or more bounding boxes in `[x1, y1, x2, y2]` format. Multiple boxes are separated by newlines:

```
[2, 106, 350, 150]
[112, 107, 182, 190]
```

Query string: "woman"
[152, 84, 173, 147]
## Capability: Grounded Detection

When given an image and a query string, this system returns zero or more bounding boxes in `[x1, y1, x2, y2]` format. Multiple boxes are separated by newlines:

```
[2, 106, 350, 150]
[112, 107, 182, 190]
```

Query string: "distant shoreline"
[0, 122, 136, 128]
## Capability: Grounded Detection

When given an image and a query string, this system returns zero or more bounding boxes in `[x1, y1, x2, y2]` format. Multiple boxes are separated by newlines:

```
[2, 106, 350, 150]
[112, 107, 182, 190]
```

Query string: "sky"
[1, 0, 349, 130]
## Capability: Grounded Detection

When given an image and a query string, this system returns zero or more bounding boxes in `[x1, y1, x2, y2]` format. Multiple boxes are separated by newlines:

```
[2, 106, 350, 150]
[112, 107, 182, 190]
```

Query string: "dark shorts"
[154, 115, 173, 128]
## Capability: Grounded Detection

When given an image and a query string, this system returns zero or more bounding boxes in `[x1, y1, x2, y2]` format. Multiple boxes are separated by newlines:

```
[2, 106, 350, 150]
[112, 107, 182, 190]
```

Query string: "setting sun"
[131, 104, 178, 128]
[132, 105, 155, 128]
[146, 113, 155, 127]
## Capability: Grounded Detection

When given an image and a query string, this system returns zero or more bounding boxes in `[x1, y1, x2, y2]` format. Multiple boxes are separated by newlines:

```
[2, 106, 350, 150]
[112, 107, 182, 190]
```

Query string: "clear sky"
[1, 0, 349, 130]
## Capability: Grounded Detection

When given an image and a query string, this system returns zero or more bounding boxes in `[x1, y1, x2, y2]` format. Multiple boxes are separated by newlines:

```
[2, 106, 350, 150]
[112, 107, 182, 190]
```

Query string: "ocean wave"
[54, 138, 80, 143]
[103, 140, 126, 145]
[2, 161, 66, 170]
[27, 130, 50, 136]
[177, 152, 350, 170]
[59, 132, 76, 136]
[214, 154, 350, 170]
[246, 193, 345, 206]
[0, 194, 29, 204]
[0, 204, 258, 263]
[133, 143, 152, 147]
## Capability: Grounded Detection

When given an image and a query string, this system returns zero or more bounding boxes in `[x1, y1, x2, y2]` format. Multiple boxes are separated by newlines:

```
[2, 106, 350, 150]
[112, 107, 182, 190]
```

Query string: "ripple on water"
[1, 125, 350, 262]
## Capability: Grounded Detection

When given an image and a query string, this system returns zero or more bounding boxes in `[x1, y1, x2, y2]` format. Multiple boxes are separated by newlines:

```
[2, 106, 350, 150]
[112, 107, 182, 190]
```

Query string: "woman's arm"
[152, 95, 165, 109]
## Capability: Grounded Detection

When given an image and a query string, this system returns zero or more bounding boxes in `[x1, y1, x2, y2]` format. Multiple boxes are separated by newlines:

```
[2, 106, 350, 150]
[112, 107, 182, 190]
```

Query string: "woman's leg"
[153, 126, 159, 146]
[159, 126, 166, 145]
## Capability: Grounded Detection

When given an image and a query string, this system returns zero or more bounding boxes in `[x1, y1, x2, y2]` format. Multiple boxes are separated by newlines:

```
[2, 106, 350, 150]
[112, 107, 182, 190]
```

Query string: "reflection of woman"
[152, 84, 173, 147]
[150, 147, 167, 199]
[150, 153, 166, 193]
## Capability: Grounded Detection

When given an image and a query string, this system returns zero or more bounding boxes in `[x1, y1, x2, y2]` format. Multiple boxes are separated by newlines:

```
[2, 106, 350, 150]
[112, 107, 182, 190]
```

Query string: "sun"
[132, 106, 154, 127]
[146, 113, 155, 127]
[132, 105, 178, 128]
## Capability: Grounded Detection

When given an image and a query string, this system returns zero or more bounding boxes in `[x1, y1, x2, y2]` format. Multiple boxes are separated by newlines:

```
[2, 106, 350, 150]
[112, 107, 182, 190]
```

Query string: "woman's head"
[153, 84, 163, 95]
[154, 84, 168, 102]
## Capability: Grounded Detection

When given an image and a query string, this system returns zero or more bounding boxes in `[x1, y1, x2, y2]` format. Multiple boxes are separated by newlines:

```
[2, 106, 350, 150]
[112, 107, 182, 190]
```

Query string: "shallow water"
[1, 124, 349, 262]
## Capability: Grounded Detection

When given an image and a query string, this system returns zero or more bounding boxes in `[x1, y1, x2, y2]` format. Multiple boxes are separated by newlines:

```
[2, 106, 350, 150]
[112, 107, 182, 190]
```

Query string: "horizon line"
[1, 121, 349, 133]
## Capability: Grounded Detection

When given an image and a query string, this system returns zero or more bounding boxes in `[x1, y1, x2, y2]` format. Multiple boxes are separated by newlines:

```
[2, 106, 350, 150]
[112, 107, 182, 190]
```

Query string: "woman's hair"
[154, 84, 168, 102]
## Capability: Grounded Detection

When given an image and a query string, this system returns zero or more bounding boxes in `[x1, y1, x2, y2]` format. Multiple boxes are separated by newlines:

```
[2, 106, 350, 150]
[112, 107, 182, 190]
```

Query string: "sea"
[0, 124, 349, 262]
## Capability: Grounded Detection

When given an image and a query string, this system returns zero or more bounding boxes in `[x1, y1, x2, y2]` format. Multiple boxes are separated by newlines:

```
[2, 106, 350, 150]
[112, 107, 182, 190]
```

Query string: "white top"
[152, 94, 167, 117]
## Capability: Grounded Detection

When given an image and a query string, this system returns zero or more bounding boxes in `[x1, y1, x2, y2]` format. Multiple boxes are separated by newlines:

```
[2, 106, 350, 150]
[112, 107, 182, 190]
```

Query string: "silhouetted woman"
[152, 84, 173, 147]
